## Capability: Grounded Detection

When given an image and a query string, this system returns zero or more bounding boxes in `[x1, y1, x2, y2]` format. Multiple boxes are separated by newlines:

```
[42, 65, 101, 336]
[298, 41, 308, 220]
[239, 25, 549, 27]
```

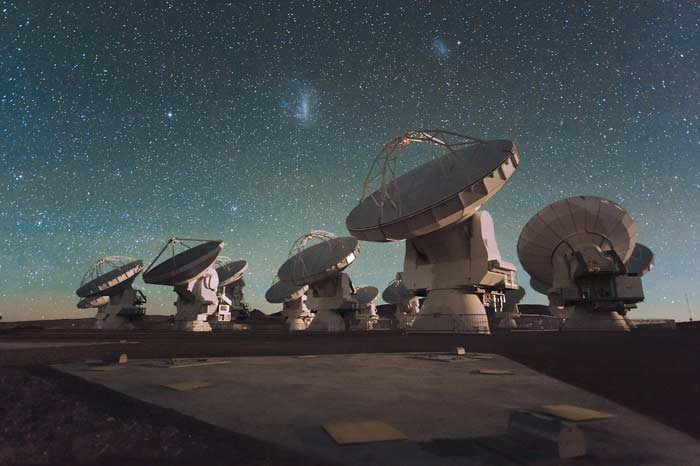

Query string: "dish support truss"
[361, 129, 483, 212]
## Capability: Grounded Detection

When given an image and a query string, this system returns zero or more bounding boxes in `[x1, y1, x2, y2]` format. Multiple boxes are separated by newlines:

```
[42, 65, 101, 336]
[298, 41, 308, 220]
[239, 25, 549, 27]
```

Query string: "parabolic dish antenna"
[143, 238, 224, 286]
[76, 257, 144, 298]
[346, 129, 520, 334]
[214, 257, 249, 287]
[626, 243, 655, 275]
[503, 286, 526, 311]
[346, 130, 519, 242]
[529, 277, 550, 295]
[265, 280, 309, 304]
[517, 196, 636, 287]
[517, 196, 654, 332]
[77, 295, 110, 309]
[382, 278, 414, 304]
[278, 236, 360, 286]
[75, 256, 147, 330]
[354, 286, 379, 305]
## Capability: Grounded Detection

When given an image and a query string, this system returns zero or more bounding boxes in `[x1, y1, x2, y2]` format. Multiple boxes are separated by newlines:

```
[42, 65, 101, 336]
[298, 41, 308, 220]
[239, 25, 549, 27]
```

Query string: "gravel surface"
[0, 366, 334, 466]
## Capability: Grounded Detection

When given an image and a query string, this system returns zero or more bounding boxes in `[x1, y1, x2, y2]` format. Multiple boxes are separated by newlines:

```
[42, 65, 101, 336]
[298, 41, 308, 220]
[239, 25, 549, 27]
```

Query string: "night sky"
[2, 1, 699, 322]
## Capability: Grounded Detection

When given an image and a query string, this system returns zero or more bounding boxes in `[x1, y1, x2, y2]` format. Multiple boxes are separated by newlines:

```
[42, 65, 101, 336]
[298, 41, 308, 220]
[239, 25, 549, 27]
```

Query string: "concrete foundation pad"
[55, 353, 700, 465]
[0, 341, 138, 350]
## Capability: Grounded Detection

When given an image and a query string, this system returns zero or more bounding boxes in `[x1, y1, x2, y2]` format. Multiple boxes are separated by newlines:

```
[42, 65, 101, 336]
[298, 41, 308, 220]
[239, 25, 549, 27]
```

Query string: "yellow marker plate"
[324, 421, 407, 445]
[538, 404, 615, 421]
[162, 381, 212, 391]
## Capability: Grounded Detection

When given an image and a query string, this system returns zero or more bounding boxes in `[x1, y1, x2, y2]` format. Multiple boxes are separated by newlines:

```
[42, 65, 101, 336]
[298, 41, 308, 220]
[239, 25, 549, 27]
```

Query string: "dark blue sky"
[1, 1, 699, 321]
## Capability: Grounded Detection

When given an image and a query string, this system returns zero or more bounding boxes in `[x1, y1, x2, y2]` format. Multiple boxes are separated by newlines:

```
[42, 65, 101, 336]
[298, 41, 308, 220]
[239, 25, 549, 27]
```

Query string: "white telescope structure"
[143, 237, 223, 332]
[76, 257, 147, 330]
[517, 196, 655, 331]
[276, 231, 378, 332]
[347, 130, 520, 334]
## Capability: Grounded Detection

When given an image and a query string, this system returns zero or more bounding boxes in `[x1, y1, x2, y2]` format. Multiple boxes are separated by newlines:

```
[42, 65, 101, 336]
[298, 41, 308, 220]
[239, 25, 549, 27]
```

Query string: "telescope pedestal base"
[285, 311, 314, 332]
[176, 318, 212, 332]
[93, 289, 143, 330]
[349, 308, 379, 331]
[561, 308, 629, 332]
[408, 290, 490, 334]
[95, 309, 136, 331]
[287, 317, 309, 331]
[308, 309, 345, 332]
[283, 297, 313, 332]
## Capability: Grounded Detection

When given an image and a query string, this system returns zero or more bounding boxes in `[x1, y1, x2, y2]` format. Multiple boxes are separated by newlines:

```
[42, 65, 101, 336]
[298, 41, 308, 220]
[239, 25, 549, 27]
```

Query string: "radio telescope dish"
[76, 257, 144, 298]
[215, 258, 249, 287]
[143, 237, 224, 332]
[503, 286, 526, 314]
[354, 286, 379, 305]
[77, 295, 110, 309]
[346, 130, 518, 242]
[274, 230, 378, 332]
[517, 196, 636, 288]
[278, 236, 359, 286]
[382, 278, 414, 304]
[346, 130, 520, 334]
[381, 274, 420, 329]
[143, 238, 224, 286]
[288, 230, 337, 256]
[517, 196, 653, 331]
[75, 256, 147, 329]
[265, 280, 309, 304]
[529, 277, 550, 295]
[213, 257, 250, 324]
[626, 243, 654, 275]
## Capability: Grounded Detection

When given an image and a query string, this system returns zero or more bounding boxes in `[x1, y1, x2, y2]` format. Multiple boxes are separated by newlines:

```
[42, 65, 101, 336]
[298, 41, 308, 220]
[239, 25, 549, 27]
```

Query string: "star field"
[1, 1, 699, 321]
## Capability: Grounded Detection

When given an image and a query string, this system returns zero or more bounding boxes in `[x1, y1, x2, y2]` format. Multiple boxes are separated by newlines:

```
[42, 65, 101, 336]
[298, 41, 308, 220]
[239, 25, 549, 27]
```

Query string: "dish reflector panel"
[216, 259, 248, 287]
[354, 286, 379, 305]
[143, 240, 223, 286]
[347, 137, 519, 242]
[278, 236, 359, 286]
[265, 280, 309, 303]
[625, 243, 654, 276]
[77, 295, 110, 309]
[517, 196, 636, 286]
[76, 260, 144, 298]
[382, 279, 414, 304]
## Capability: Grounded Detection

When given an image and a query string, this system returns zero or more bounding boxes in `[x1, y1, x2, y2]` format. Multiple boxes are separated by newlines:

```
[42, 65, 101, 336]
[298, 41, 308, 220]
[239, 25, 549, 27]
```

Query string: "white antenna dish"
[214, 257, 249, 287]
[346, 130, 520, 334]
[144, 237, 224, 331]
[382, 278, 414, 304]
[347, 130, 517, 241]
[265, 279, 312, 331]
[274, 231, 378, 332]
[77, 295, 110, 309]
[278, 236, 359, 286]
[212, 257, 250, 324]
[626, 243, 655, 276]
[76, 257, 144, 298]
[517, 196, 653, 331]
[517, 196, 636, 288]
[382, 275, 420, 329]
[265, 280, 309, 304]
[75, 256, 147, 330]
[354, 286, 379, 305]
[143, 237, 224, 286]
[288, 230, 337, 256]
